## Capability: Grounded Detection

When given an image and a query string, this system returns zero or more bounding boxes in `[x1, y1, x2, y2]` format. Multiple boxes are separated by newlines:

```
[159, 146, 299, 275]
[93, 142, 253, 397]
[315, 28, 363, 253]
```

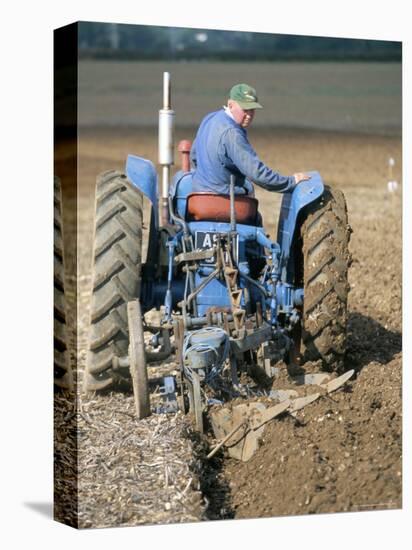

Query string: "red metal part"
[186, 192, 259, 225]
[178, 140, 192, 172]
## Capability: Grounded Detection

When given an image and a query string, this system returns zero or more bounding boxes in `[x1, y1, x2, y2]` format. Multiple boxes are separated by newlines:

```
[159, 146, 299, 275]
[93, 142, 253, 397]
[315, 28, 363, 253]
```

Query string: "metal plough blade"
[321, 369, 355, 393]
[208, 402, 266, 461]
[249, 399, 291, 430]
[291, 373, 331, 386]
[289, 392, 321, 412]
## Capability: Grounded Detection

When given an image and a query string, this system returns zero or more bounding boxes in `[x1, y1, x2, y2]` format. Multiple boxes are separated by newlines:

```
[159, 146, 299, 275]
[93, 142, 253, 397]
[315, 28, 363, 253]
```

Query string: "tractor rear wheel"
[299, 185, 351, 371]
[54, 177, 73, 390]
[84, 170, 144, 391]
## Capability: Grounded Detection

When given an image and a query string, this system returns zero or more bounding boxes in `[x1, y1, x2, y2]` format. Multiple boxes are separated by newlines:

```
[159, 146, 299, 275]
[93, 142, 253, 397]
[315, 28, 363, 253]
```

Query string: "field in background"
[78, 60, 402, 134]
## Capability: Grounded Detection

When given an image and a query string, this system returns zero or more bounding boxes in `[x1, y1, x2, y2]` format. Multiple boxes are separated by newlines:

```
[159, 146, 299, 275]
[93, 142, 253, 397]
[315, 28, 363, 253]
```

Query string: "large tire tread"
[300, 185, 351, 371]
[54, 177, 73, 390]
[84, 171, 143, 391]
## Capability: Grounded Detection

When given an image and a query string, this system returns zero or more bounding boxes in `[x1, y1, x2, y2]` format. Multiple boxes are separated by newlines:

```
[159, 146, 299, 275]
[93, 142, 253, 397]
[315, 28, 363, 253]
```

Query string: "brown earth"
[55, 126, 402, 527]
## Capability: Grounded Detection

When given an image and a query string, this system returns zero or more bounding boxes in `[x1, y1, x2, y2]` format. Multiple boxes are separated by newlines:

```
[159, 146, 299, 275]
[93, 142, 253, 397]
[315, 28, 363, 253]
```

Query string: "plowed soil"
[56, 126, 401, 526]
[215, 129, 402, 518]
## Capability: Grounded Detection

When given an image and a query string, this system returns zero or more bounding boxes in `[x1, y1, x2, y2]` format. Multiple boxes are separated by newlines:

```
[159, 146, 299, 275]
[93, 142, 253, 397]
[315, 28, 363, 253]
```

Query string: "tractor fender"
[277, 171, 324, 283]
[126, 154, 159, 228]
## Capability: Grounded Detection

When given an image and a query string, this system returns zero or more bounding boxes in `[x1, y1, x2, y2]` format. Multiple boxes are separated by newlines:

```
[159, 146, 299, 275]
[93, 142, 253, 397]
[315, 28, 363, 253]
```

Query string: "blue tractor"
[84, 73, 351, 432]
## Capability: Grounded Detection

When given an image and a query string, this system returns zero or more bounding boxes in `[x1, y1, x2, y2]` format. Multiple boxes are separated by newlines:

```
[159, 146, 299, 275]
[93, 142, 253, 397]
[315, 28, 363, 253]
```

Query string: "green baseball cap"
[229, 83, 263, 110]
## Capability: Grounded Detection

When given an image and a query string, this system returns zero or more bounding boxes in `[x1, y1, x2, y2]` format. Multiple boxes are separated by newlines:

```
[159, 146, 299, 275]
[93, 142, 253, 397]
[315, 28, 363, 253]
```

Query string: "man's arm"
[224, 129, 295, 192]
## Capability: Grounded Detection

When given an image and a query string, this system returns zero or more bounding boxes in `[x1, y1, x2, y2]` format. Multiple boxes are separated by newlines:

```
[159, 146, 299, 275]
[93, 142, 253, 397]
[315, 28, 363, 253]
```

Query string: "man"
[190, 83, 310, 195]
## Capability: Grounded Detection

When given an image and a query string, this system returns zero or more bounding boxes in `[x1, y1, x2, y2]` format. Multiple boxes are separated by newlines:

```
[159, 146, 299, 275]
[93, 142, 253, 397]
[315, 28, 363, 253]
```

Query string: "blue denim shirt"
[190, 109, 295, 195]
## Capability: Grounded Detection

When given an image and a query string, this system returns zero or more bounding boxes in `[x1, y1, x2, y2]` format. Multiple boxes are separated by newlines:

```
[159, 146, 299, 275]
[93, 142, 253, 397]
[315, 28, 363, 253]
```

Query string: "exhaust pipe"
[158, 72, 175, 225]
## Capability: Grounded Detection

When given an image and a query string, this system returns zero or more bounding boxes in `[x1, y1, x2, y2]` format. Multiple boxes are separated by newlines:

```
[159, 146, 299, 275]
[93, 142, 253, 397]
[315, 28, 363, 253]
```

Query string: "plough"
[208, 369, 354, 461]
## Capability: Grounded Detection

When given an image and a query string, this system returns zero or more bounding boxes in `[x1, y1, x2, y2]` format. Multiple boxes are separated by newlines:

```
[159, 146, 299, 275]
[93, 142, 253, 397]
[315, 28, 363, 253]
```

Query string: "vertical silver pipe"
[163, 72, 171, 109]
[158, 72, 174, 225]
[162, 166, 170, 206]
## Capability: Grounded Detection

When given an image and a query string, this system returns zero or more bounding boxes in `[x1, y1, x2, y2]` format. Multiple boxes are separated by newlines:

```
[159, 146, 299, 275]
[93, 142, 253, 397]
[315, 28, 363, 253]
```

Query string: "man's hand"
[293, 172, 311, 184]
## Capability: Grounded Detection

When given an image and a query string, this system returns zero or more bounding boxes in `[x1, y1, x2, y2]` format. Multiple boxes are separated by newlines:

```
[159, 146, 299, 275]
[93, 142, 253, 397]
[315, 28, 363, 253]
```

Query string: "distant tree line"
[77, 22, 401, 61]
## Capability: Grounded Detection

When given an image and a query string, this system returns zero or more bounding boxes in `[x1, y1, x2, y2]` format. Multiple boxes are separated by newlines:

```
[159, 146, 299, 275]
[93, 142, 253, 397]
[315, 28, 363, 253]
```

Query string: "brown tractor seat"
[186, 192, 259, 225]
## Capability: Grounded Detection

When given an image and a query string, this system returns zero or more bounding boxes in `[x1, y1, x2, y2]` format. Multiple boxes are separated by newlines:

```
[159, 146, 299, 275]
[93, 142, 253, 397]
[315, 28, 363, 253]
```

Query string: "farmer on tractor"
[190, 83, 311, 196]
